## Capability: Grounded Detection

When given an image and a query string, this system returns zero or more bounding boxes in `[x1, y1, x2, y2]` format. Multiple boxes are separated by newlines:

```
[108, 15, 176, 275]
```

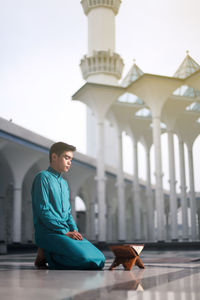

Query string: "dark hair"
[49, 142, 76, 162]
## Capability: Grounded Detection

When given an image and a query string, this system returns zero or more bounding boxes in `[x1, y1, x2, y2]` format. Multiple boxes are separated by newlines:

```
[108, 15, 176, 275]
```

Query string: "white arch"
[75, 195, 86, 212]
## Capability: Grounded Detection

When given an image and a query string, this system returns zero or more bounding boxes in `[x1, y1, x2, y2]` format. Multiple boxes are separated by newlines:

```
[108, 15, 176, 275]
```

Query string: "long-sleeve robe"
[31, 166, 105, 270]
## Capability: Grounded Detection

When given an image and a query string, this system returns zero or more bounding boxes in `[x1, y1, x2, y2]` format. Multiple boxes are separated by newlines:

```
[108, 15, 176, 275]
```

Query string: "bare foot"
[34, 248, 48, 269]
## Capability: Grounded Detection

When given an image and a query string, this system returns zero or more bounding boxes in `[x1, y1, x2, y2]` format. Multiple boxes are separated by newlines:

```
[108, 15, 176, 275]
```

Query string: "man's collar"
[47, 166, 61, 178]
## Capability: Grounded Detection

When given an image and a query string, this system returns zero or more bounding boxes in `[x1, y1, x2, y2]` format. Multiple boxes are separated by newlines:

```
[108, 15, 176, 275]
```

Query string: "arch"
[75, 196, 86, 212]
[75, 194, 87, 235]
[106, 175, 118, 242]
[21, 162, 42, 243]
[74, 174, 98, 240]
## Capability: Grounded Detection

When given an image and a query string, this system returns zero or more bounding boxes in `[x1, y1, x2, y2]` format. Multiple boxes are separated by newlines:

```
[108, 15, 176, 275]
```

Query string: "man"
[32, 142, 105, 270]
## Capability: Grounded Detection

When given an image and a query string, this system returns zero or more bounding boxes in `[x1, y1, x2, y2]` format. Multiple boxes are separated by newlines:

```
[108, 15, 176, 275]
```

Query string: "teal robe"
[31, 166, 105, 270]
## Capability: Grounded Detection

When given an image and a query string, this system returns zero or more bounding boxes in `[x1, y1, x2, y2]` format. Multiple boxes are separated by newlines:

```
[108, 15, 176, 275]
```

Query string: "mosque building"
[74, 0, 200, 243]
[0, 0, 200, 254]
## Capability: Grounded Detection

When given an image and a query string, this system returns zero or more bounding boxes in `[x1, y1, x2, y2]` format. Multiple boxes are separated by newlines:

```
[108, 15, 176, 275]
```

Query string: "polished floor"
[0, 250, 200, 299]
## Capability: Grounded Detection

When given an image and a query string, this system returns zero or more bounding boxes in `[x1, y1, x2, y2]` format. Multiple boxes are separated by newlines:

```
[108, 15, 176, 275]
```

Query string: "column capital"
[97, 120, 104, 126]
[152, 115, 161, 120]
[13, 187, 22, 191]
[188, 146, 193, 153]
[131, 186, 140, 193]
[179, 185, 187, 192]
[115, 181, 125, 188]
[168, 179, 177, 185]
[188, 190, 196, 197]
[117, 131, 123, 139]
[133, 140, 138, 147]
[166, 128, 174, 134]
[178, 137, 184, 143]
[154, 172, 164, 178]
[94, 176, 107, 182]
[81, 0, 121, 16]
[146, 148, 150, 156]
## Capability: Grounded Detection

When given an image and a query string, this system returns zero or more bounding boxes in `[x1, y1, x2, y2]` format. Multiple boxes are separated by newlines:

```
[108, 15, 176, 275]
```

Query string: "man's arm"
[32, 173, 67, 234]
[66, 208, 83, 240]
[67, 206, 78, 232]
[64, 189, 82, 239]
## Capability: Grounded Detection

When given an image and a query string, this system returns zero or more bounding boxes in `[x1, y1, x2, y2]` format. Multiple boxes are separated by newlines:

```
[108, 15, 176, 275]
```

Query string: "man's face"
[51, 151, 73, 173]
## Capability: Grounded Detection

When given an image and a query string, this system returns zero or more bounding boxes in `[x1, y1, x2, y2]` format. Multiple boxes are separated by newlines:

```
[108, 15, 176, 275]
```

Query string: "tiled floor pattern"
[0, 251, 200, 299]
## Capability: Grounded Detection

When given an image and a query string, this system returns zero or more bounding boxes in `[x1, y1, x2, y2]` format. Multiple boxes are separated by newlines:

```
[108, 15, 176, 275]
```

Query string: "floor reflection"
[69, 267, 200, 299]
[1, 252, 200, 300]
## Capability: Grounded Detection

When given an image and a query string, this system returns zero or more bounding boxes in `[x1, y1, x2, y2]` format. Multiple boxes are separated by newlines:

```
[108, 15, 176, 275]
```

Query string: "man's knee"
[80, 251, 105, 269]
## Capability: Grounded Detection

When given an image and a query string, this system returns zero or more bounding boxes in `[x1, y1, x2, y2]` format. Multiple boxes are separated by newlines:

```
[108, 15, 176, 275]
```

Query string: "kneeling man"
[31, 142, 105, 270]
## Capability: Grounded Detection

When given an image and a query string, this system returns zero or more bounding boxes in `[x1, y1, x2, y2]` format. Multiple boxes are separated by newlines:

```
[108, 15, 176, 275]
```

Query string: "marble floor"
[0, 250, 200, 299]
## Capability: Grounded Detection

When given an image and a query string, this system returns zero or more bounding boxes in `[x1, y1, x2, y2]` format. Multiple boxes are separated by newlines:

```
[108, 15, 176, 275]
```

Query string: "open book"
[129, 244, 144, 255]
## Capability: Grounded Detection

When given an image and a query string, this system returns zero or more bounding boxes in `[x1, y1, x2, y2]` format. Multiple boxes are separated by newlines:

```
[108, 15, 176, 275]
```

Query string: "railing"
[80, 50, 124, 80]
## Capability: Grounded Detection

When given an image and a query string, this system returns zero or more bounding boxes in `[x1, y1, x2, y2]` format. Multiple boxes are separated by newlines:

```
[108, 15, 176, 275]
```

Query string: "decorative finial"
[133, 59, 136, 64]
[186, 50, 189, 55]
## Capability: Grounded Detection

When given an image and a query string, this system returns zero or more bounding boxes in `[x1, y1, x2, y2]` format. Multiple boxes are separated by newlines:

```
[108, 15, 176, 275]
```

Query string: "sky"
[1, 0, 200, 190]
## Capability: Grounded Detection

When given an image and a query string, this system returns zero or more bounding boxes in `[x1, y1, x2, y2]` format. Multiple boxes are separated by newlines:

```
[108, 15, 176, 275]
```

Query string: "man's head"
[49, 142, 76, 173]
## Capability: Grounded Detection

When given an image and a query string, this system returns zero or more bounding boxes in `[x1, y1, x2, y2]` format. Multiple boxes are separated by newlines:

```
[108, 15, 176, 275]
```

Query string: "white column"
[12, 187, 22, 243]
[178, 138, 189, 240]
[96, 120, 106, 242]
[188, 145, 197, 240]
[107, 203, 113, 241]
[116, 130, 126, 241]
[168, 130, 178, 240]
[145, 148, 155, 241]
[85, 209, 90, 238]
[132, 140, 141, 240]
[89, 201, 96, 240]
[152, 116, 165, 241]
[142, 209, 148, 241]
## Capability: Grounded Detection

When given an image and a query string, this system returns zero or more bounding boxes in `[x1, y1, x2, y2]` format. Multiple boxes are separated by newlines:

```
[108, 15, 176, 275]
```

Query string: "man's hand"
[65, 230, 83, 240]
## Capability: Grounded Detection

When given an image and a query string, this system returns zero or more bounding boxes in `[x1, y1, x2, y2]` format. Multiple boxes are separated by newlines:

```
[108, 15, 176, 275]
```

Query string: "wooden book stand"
[109, 244, 145, 271]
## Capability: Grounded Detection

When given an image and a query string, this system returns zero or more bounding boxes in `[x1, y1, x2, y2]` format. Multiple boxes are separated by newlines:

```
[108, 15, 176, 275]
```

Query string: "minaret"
[79, 1, 124, 242]
[81, 0, 124, 160]
[80, 0, 124, 85]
